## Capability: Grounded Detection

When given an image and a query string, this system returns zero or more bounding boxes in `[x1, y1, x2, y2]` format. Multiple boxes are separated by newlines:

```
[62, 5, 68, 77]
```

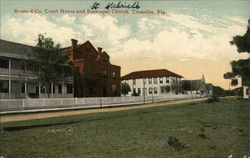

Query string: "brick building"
[61, 39, 121, 97]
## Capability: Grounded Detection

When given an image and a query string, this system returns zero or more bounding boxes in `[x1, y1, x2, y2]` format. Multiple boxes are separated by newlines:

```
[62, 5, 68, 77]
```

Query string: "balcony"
[0, 68, 9, 74]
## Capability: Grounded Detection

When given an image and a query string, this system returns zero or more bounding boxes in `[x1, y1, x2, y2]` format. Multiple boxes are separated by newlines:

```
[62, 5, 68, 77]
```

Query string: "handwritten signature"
[91, 1, 140, 10]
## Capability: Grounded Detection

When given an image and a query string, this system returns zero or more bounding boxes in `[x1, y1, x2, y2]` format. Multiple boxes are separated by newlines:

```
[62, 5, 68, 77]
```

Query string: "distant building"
[0, 39, 74, 99]
[121, 69, 182, 96]
[243, 86, 250, 99]
[61, 39, 121, 97]
[182, 74, 208, 96]
[205, 83, 213, 96]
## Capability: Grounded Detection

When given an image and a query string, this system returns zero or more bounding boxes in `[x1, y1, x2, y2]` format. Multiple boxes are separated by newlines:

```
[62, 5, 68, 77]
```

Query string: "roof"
[182, 80, 202, 89]
[122, 69, 182, 80]
[0, 39, 38, 60]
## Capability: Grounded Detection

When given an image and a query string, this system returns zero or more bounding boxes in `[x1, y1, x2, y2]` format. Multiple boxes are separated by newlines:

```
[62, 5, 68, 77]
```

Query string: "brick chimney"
[71, 39, 78, 49]
[97, 47, 102, 54]
[71, 39, 78, 60]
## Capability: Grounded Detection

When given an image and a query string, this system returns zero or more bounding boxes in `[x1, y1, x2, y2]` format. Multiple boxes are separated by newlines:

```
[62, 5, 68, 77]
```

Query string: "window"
[101, 70, 107, 77]
[143, 79, 147, 85]
[133, 79, 136, 85]
[104, 70, 107, 77]
[66, 84, 73, 94]
[161, 87, 164, 93]
[0, 59, 9, 69]
[148, 78, 152, 84]
[133, 88, 136, 94]
[172, 78, 176, 84]
[112, 84, 117, 95]
[112, 72, 116, 79]
[58, 84, 62, 94]
[41, 86, 46, 94]
[166, 77, 169, 83]
[246, 88, 250, 95]
[0, 80, 9, 93]
[53, 85, 55, 94]
[138, 88, 141, 94]
[21, 83, 25, 93]
[48, 85, 51, 93]
[149, 87, 152, 94]
[159, 77, 163, 84]
[154, 87, 158, 94]
[165, 86, 170, 93]
[154, 78, 158, 84]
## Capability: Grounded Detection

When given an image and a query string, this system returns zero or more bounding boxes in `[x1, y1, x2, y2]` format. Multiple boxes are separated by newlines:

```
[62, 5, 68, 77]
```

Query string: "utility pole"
[152, 89, 154, 103]
[191, 80, 193, 98]
[229, 81, 231, 97]
[143, 78, 145, 104]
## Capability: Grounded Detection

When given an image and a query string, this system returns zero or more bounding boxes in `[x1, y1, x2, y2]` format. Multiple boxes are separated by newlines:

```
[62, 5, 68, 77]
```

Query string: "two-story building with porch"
[0, 39, 74, 99]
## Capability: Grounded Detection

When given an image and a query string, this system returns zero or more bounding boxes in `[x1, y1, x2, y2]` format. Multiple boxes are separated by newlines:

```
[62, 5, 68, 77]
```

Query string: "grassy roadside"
[0, 98, 249, 158]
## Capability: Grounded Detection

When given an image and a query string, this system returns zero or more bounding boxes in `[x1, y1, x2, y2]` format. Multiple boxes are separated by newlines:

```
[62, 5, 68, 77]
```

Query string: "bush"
[206, 95, 219, 103]
[167, 136, 185, 151]
[132, 92, 140, 96]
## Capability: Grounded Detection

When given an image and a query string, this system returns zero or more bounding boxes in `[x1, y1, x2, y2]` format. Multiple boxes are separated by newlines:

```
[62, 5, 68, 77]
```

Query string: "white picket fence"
[0, 94, 204, 113]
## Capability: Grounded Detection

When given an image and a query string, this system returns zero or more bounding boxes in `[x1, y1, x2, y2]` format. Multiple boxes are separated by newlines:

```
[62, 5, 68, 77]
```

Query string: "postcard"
[0, 0, 249, 158]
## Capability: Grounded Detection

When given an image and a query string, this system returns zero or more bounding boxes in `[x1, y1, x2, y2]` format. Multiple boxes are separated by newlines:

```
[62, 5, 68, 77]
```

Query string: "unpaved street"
[0, 98, 206, 123]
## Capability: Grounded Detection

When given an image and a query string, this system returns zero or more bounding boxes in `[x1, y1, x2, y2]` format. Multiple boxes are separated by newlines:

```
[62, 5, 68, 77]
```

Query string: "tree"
[30, 34, 72, 98]
[74, 66, 101, 97]
[181, 80, 191, 91]
[224, 19, 250, 87]
[82, 71, 100, 97]
[121, 82, 131, 96]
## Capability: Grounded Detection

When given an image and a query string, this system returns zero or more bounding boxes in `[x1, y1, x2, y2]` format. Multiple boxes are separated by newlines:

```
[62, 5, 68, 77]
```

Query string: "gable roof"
[0, 39, 38, 60]
[122, 69, 182, 80]
[80, 40, 98, 53]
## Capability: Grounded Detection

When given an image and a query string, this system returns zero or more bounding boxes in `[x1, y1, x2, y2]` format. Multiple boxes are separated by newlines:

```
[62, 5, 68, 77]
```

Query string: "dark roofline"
[122, 69, 183, 80]
[0, 39, 36, 48]
[182, 79, 202, 82]
[0, 39, 39, 60]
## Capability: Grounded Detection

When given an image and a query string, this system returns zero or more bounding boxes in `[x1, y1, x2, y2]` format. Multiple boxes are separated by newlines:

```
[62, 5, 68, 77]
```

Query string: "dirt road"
[0, 98, 206, 123]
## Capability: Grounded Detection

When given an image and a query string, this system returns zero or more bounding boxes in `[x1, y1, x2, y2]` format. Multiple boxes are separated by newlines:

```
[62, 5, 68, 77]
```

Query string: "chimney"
[71, 39, 78, 49]
[71, 39, 78, 60]
[97, 47, 102, 54]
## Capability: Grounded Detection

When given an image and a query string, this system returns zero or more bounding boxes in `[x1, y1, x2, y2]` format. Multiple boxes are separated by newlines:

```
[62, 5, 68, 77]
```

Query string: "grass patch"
[0, 98, 249, 158]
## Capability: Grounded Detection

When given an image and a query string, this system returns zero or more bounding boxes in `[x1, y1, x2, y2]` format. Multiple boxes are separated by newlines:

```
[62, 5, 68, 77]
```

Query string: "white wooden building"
[121, 69, 183, 96]
[0, 39, 74, 99]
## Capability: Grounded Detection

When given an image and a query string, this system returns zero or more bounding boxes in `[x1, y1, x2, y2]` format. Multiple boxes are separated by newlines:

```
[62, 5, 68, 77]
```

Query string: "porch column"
[51, 83, 54, 98]
[62, 82, 65, 98]
[38, 83, 41, 98]
[8, 59, 11, 98]
[25, 81, 27, 96]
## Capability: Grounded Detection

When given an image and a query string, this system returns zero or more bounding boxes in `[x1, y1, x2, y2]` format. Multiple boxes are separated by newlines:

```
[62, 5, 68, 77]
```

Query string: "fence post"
[61, 99, 63, 107]
[22, 99, 25, 108]
[44, 98, 46, 106]
[100, 98, 102, 108]
[152, 94, 154, 103]
[82, 98, 85, 106]
[75, 97, 77, 106]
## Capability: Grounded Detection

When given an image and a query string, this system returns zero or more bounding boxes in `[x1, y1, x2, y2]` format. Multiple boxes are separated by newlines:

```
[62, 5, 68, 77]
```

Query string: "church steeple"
[201, 74, 205, 84]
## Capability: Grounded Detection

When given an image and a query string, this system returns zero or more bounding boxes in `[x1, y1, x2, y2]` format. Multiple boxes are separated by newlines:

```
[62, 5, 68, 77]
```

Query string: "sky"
[1, 0, 249, 89]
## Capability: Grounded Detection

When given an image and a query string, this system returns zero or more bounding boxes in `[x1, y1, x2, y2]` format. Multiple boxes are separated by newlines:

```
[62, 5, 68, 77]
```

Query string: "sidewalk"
[0, 98, 206, 123]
